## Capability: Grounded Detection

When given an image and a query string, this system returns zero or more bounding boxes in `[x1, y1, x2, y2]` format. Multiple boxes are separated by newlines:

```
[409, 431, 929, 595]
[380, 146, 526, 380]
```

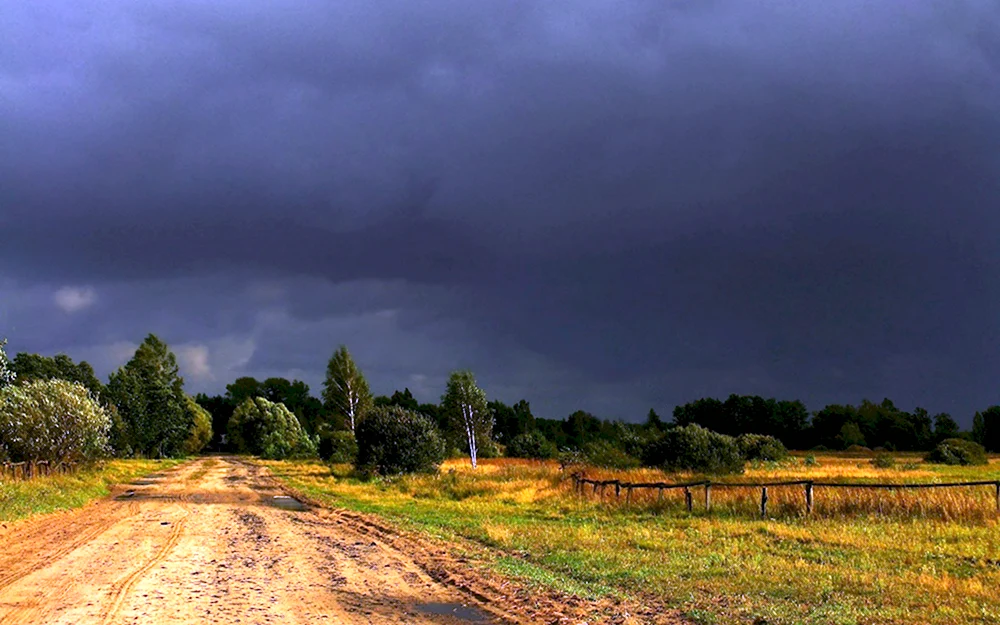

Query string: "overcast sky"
[2, 1, 999, 424]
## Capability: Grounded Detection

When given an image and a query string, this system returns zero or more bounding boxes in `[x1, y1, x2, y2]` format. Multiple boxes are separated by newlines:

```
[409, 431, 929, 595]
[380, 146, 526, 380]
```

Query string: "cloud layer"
[2, 1, 999, 423]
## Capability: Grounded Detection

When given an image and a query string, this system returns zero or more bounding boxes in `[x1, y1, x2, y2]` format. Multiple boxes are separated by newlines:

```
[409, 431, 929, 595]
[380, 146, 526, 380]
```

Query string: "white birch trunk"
[464, 403, 478, 469]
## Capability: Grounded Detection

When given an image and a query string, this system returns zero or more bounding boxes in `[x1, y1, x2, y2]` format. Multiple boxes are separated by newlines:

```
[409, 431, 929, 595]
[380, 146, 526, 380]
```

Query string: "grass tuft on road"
[264, 455, 1000, 625]
[0, 459, 182, 523]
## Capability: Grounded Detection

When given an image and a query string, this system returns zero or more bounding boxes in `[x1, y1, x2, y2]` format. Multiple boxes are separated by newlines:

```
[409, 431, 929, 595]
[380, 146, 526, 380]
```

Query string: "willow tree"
[442, 370, 491, 469]
[322, 345, 372, 433]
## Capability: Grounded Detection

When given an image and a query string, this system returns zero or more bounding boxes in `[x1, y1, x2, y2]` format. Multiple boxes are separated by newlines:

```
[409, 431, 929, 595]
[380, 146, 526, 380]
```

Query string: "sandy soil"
[0, 456, 682, 625]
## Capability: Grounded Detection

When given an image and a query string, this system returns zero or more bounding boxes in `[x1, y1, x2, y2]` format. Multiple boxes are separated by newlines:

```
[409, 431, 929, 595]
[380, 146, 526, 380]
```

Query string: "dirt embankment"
[0, 456, 683, 625]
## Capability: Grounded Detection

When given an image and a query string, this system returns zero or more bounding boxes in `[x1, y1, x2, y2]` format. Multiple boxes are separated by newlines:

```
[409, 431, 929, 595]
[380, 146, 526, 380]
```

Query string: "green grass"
[264, 456, 1000, 625]
[0, 459, 182, 523]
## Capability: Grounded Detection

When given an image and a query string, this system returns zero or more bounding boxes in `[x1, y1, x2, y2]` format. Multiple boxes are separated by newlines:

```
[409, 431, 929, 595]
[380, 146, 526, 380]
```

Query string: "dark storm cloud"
[2, 1, 999, 421]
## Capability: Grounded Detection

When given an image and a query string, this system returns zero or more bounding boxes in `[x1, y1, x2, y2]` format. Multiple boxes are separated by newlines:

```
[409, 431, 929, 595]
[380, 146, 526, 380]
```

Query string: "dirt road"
[0, 457, 534, 625]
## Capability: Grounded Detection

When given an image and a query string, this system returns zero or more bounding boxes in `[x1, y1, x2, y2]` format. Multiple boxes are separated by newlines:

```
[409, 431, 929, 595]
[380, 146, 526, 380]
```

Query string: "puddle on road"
[129, 479, 159, 486]
[267, 495, 309, 511]
[416, 603, 493, 623]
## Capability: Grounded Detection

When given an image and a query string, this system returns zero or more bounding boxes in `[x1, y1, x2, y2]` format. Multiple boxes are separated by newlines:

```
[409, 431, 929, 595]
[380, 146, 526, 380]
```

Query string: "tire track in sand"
[100, 511, 190, 625]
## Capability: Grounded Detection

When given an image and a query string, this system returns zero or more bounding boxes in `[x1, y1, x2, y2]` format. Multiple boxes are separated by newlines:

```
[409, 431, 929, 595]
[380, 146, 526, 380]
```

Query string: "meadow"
[0, 459, 182, 523]
[266, 453, 1000, 625]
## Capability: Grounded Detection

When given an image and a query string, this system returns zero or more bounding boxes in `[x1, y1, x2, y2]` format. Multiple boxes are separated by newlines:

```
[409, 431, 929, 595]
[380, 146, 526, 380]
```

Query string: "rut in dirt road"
[0, 457, 511, 625]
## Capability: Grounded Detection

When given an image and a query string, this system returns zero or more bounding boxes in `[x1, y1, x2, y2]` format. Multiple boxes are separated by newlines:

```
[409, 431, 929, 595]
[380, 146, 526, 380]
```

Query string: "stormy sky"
[2, 1, 999, 424]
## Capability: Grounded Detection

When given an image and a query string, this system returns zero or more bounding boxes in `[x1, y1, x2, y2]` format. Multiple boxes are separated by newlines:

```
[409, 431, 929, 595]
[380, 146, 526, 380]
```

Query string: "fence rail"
[0, 460, 79, 481]
[571, 473, 1000, 517]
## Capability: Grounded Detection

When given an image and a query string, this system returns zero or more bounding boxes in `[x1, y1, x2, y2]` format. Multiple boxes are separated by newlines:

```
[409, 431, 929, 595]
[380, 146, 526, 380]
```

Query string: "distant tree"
[973, 406, 1000, 452]
[322, 346, 372, 433]
[387, 388, 420, 411]
[11, 352, 104, 398]
[490, 399, 536, 444]
[226, 377, 263, 407]
[772, 400, 810, 448]
[561, 410, 603, 450]
[810, 404, 859, 449]
[505, 431, 556, 459]
[441, 370, 492, 469]
[105, 335, 189, 458]
[196, 393, 235, 451]
[932, 413, 960, 443]
[644, 408, 665, 433]
[0, 339, 14, 388]
[182, 396, 213, 455]
[673, 398, 726, 431]
[227, 397, 316, 459]
[836, 422, 867, 449]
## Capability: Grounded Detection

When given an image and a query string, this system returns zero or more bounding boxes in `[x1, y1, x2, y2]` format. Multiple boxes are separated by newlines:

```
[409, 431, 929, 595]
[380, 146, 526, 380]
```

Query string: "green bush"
[870, 451, 895, 468]
[737, 433, 788, 462]
[924, 438, 988, 466]
[0, 379, 110, 462]
[583, 440, 640, 469]
[355, 405, 445, 475]
[182, 396, 213, 455]
[318, 428, 358, 464]
[804, 455, 818, 466]
[505, 431, 556, 459]
[642, 424, 744, 475]
[228, 397, 317, 459]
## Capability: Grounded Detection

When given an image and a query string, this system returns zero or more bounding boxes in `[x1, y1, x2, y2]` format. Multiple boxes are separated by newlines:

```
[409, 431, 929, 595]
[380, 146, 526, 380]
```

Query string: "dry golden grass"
[265, 453, 1000, 625]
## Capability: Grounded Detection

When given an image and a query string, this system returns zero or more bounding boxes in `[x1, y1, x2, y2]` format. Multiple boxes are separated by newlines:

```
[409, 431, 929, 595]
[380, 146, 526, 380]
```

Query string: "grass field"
[266, 454, 1000, 625]
[0, 459, 182, 523]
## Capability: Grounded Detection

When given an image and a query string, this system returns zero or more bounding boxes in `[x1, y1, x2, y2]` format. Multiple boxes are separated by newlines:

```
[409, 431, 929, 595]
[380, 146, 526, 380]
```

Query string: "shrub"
[924, 438, 988, 466]
[583, 440, 640, 469]
[737, 433, 788, 462]
[318, 428, 358, 464]
[642, 424, 744, 475]
[0, 379, 110, 462]
[355, 405, 445, 475]
[804, 455, 818, 466]
[228, 397, 317, 460]
[182, 396, 213, 455]
[845, 444, 873, 454]
[506, 431, 557, 459]
[871, 451, 895, 468]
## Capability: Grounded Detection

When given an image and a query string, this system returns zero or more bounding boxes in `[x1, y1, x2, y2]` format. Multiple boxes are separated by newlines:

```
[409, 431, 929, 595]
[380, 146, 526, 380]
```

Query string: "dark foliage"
[355, 405, 445, 475]
[505, 431, 556, 459]
[642, 424, 744, 474]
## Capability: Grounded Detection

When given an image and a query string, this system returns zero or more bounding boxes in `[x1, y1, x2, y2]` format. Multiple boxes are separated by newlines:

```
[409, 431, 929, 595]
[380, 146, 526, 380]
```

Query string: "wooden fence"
[571, 473, 1000, 517]
[0, 460, 79, 481]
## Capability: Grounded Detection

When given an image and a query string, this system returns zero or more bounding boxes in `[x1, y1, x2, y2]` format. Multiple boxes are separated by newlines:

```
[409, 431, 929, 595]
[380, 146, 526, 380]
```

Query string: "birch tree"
[322, 345, 372, 432]
[442, 370, 491, 469]
[0, 339, 14, 388]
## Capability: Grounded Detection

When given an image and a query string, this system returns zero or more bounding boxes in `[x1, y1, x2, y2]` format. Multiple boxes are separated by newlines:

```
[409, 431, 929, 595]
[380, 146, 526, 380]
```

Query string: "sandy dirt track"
[0, 457, 680, 625]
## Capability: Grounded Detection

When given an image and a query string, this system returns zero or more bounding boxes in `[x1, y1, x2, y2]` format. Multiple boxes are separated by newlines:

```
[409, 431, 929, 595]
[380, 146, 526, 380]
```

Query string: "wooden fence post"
[760, 487, 768, 518]
[805, 481, 814, 515]
[684, 487, 693, 512]
[615, 482, 621, 499]
[704, 483, 712, 512]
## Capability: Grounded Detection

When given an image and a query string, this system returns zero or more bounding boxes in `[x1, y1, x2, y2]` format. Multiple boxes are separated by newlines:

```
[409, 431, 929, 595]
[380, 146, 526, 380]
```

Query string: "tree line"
[2, 334, 999, 473]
